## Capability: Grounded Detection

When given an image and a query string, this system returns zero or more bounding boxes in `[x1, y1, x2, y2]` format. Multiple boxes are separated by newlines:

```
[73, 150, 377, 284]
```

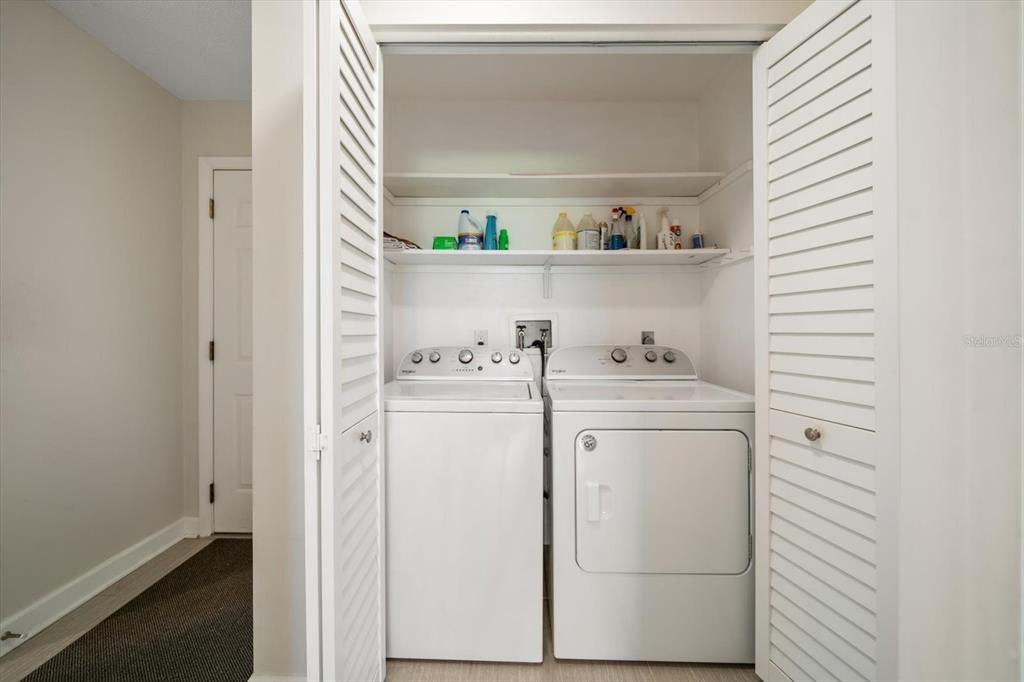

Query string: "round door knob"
[508, 352, 521, 364]
[491, 352, 503, 363]
[645, 350, 658, 362]
[458, 349, 474, 364]
[410, 351, 423, 364]
[610, 347, 627, 363]
[804, 427, 821, 442]
[428, 351, 441, 363]
[663, 351, 677, 363]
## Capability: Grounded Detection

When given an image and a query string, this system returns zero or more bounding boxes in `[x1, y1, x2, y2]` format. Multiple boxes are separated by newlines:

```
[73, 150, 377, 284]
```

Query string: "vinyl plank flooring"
[0, 537, 214, 682]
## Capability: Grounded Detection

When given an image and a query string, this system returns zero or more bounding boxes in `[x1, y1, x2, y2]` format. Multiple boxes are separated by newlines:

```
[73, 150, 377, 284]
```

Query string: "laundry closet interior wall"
[380, 50, 756, 385]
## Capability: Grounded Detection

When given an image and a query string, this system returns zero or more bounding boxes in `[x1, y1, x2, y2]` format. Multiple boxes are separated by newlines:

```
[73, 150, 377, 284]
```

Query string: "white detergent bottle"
[457, 209, 483, 250]
[637, 210, 649, 250]
[657, 208, 673, 250]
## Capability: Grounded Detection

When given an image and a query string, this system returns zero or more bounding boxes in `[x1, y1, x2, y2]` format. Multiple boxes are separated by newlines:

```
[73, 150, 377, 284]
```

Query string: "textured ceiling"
[48, 0, 250, 101]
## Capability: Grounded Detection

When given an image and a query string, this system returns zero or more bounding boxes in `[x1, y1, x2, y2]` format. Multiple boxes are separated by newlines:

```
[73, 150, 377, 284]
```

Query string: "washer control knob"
[663, 350, 677, 363]
[458, 349, 474, 364]
[508, 352, 521, 364]
[491, 352, 503, 364]
[645, 350, 658, 363]
[410, 351, 423, 364]
[428, 351, 441, 363]
[610, 347, 628, 363]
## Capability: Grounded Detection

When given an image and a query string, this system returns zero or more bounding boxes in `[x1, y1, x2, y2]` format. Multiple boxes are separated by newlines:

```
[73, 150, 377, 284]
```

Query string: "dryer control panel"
[546, 345, 697, 380]
[397, 346, 535, 380]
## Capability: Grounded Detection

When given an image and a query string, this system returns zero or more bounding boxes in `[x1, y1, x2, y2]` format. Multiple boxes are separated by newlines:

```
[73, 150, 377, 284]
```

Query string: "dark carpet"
[25, 539, 253, 682]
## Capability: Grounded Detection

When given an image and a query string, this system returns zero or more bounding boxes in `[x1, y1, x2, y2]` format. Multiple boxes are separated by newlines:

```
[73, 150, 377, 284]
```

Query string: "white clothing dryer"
[383, 346, 543, 663]
[546, 345, 754, 663]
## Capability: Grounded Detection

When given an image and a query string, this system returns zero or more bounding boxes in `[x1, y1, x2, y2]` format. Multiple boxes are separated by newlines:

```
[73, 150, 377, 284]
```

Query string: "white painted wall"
[697, 57, 754, 393]
[251, 1, 309, 678]
[180, 101, 252, 517]
[894, 2, 1022, 680]
[389, 266, 704, 374]
[0, 0, 183, 621]
[699, 176, 754, 393]
[386, 99, 700, 175]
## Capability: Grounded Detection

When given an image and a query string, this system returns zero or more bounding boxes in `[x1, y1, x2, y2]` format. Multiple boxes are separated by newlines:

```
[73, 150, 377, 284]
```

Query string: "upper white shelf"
[384, 172, 728, 199]
[383, 248, 729, 267]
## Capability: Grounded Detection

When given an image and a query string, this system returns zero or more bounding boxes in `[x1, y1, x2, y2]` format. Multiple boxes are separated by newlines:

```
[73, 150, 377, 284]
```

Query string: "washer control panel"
[546, 345, 697, 380]
[398, 346, 534, 380]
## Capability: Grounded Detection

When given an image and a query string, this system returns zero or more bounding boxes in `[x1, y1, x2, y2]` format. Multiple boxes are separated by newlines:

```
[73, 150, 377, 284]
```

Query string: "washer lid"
[547, 380, 753, 412]
[384, 380, 542, 413]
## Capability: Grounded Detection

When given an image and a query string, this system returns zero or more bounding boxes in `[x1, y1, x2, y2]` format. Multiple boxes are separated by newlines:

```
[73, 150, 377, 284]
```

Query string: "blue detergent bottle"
[483, 212, 498, 250]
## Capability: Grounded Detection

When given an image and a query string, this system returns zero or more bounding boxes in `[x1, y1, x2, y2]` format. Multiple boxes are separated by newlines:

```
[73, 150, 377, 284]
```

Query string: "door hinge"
[208, 198, 215, 219]
[306, 424, 328, 461]
[209, 482, 215, 504]
[208, 340, 215, 362]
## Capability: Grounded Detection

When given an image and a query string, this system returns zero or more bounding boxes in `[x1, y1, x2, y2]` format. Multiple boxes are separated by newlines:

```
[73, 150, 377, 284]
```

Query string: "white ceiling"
[384, 52, 751, 102]
[48, 0, 250, 101]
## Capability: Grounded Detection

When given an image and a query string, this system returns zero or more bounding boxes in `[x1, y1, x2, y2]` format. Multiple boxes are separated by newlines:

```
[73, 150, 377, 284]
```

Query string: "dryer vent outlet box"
[515, 320, 553, 351]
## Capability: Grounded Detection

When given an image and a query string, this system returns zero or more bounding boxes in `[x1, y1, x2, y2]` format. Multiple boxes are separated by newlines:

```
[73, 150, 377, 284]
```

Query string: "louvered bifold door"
[753, 2, 892, 681]
[319, 1, 384, 681]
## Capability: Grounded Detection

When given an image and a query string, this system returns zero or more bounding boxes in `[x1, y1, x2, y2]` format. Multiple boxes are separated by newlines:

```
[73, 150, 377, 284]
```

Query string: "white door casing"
[316, 1, 385, 681]
[212, 169, 254, 533]
[753, 1, 898, 680]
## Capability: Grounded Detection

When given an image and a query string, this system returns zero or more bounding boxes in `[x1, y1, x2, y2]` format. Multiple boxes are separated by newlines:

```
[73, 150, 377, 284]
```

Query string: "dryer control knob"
[508, 352, 521, 364]
[491, 352, 503, 363]
[410, 351, 423, 364]
[611, 347, 628, 363]
[428, 351, 441, 363]
[458, 349, 474, 364]
[645, 350, 658, 363]
[663, 350, 677, 363]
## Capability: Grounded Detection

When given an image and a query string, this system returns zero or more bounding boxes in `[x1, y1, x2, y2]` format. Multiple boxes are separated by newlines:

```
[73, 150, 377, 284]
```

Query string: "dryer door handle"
[585, 480, 602, 522]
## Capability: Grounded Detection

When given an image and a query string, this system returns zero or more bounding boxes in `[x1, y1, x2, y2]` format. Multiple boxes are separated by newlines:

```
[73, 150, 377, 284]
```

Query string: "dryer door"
[575, 429, 750, 575]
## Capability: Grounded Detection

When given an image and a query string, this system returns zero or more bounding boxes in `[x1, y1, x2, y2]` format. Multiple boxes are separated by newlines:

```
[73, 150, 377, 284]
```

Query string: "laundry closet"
[302, 2, 1023, 682]
[379, 49, 756, 389]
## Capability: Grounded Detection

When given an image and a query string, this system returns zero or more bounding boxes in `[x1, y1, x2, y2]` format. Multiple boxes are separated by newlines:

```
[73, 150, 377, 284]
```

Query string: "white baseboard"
[0, 516, 199, 657]
[250, 676, 306, 682]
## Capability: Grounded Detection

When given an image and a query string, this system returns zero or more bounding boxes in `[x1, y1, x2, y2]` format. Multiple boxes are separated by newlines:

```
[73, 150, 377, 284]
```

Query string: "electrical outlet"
[474, 329, 488, 346]
[642, 330, 656, 345]
[514, 319, 553, 351]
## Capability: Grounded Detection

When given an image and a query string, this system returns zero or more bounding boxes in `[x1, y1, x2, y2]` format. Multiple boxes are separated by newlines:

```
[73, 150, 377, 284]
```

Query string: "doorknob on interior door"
[360, 430, 373, 443]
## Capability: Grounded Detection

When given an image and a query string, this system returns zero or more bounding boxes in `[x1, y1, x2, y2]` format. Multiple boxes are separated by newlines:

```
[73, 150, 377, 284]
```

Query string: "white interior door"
[213, 169, 253, 533]
[318, 1, 384, 681]
[754, 1, 889, 680]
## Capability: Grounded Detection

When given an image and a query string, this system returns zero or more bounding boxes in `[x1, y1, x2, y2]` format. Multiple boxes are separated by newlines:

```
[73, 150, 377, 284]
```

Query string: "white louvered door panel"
[754, 2, 891, 681]
[319, 1, 384, 681]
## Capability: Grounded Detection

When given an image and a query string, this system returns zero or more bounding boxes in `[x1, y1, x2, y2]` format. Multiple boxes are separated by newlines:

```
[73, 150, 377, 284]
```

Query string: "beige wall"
[180, 102, 251, 516]
[0, 0, 182, 620]
[252, 1, 310, 677]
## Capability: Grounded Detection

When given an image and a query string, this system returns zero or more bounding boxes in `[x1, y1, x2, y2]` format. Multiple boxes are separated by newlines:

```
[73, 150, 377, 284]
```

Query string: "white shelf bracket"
[542, 258, 553, 299]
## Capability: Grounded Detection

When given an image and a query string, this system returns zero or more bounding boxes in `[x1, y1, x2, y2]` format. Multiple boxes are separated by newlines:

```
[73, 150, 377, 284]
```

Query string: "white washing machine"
[546, 345, 754, 663]
[383, 346, 543, 663]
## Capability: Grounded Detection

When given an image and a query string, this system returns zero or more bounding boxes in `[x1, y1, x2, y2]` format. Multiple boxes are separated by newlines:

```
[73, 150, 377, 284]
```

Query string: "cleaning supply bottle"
[656, 208, 673, 250]
[498, 228, 509, 250]
[575, 213, 600, 250]
[457, 210, 483, 250]
[637, 210, 648, 250]
[608, 208, 626, 250]
[598, 222, 610, 250]
[483, 212, 498, 250]
[623, 214, 635, 249]
[552, 212, 576, 250]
